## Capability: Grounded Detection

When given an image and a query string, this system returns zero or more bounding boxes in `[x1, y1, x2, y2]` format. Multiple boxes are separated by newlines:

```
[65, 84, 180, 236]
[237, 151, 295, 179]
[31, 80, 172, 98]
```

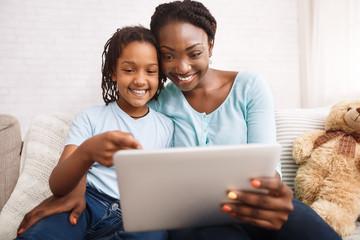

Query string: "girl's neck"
[116, 101, 149, 119]
[128, 107, 150, 119]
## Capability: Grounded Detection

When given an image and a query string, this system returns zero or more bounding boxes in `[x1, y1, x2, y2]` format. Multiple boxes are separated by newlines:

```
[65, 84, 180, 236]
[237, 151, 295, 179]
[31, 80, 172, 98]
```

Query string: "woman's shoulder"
[231, 71, 268, 88]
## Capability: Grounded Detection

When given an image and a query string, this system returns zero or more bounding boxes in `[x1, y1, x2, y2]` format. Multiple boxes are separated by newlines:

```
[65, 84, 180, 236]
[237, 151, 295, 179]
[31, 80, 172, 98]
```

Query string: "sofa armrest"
[0, 112, 74, 239]
[0, 114, 22, 211]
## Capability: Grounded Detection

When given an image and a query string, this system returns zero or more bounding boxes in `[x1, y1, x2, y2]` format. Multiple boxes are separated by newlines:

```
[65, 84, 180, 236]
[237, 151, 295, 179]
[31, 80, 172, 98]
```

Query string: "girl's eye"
[147, 70, 158, 75]
[123, 69, 134, 73]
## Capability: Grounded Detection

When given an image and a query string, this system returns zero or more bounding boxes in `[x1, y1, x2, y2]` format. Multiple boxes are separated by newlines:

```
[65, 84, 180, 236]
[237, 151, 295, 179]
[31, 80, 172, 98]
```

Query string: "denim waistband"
[86, 185, 120, 205]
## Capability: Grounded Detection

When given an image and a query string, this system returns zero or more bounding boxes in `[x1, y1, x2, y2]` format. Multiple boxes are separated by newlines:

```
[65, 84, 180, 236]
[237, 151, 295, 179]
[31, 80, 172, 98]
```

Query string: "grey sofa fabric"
[0, 114, 22, 211]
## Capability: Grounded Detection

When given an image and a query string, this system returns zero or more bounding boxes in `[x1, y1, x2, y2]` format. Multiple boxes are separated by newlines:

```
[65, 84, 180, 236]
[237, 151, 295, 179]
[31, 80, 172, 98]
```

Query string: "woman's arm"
[221, 74, 294, 230]
[17, 145, 87, 235]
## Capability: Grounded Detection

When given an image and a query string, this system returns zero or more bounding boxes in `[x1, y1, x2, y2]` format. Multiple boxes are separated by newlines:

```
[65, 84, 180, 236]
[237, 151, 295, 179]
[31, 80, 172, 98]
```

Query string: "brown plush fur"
[293, 99, 360, 237]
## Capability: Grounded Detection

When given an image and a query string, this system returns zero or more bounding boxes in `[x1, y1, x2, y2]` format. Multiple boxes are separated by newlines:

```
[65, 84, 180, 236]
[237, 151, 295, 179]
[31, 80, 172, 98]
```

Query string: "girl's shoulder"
[74, 103, 114, 125]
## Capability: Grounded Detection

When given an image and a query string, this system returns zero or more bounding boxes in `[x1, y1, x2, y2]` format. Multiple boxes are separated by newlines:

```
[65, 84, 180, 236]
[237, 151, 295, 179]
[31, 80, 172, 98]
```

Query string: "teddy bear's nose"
[357, 107, 360, 113]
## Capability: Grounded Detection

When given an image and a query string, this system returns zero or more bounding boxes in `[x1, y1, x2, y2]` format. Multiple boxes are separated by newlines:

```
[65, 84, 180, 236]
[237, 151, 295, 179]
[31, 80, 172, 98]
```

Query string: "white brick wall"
[0, 0, 300, 138]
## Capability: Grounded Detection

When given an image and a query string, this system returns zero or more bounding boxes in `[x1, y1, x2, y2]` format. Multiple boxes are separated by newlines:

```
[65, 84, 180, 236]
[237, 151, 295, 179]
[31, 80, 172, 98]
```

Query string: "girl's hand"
[80, 130, 142, 167]
[221, 176, 294, 230]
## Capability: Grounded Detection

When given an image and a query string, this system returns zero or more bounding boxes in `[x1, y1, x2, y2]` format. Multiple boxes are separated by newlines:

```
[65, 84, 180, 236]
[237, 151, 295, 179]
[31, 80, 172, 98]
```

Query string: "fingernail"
[17, 228, 24, 235]
[251, 179, 261, 188]
[227, 191, 237, 200]
[222, 205, 231, 212]
[72, 217, 77, 225]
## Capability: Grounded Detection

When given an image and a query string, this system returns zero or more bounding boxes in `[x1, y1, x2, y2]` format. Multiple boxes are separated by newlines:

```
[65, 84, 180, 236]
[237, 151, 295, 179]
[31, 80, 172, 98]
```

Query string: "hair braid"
[150, 0, 217, 43]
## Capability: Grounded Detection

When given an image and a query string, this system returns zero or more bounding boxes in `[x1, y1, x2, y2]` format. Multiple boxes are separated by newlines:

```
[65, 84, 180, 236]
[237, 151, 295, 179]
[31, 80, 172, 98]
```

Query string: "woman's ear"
[209, 22, 216, 57]
[211, 22, 217, 36]
[209, 39, 214, 58]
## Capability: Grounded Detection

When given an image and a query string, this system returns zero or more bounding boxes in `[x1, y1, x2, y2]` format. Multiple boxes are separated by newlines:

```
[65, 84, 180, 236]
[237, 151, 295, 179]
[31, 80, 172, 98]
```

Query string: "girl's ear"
[111, 70, 116, 82]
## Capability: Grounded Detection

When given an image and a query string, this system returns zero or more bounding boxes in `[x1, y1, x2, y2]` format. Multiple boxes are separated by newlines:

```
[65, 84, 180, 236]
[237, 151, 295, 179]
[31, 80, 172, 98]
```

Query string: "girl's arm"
[49, 144, 93, 197]
[49, 131, 142, 197]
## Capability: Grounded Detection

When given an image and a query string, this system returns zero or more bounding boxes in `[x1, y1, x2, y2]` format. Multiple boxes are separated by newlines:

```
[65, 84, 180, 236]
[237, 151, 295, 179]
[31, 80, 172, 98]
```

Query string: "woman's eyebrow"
[159, 46, 174, 51]
[185, 43, 202, 51]
[159, 43, 203, 51]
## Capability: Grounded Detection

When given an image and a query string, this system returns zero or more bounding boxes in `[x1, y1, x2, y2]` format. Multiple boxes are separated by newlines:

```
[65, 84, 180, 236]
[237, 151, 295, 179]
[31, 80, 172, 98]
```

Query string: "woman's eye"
[190, 52, 202, 58]
[161, 54, 174, 60]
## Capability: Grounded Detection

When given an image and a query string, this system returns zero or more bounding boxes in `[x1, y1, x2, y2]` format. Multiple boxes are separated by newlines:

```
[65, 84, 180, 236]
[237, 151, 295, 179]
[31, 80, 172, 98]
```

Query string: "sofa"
[0, 110, 359, 239]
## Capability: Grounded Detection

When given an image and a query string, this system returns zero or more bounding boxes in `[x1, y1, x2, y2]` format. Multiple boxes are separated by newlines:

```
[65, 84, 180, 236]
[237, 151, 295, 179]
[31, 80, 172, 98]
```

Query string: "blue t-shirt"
[148, 71, 281, 175]
[65, 102, 174, 199]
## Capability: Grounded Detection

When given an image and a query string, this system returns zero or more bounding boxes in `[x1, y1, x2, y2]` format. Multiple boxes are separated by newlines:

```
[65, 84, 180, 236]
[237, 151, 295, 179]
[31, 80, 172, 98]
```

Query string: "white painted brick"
[0, 0, 300, 137]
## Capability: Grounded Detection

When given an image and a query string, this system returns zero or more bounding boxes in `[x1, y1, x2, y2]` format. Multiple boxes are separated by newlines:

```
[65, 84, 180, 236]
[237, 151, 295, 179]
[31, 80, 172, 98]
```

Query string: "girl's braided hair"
[150, 0, 217, 43]
[101, 26, 166, 105]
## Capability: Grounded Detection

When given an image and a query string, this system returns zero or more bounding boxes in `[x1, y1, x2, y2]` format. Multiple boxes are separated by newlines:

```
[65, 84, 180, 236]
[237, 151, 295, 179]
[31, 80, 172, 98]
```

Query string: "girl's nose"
[133, 72, 146, 86]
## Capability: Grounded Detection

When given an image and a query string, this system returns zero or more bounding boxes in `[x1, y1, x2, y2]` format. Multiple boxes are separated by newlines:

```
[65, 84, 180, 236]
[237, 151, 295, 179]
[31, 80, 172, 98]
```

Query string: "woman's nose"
[175, 60, 191, 74]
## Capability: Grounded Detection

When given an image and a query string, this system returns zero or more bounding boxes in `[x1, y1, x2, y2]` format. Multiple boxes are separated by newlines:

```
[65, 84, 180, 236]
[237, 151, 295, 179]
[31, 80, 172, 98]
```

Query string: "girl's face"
[157, 21, 213, 92]
[112, 41, 159, 116]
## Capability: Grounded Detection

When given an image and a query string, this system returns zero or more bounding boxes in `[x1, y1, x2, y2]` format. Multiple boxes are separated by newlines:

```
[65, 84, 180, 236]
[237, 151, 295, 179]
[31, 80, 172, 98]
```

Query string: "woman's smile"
[172, 73, 197, 85]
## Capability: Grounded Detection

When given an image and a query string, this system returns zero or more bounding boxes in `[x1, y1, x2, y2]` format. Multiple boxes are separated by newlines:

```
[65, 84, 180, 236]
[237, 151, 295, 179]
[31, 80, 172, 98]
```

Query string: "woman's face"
[157, 21, 213, 92]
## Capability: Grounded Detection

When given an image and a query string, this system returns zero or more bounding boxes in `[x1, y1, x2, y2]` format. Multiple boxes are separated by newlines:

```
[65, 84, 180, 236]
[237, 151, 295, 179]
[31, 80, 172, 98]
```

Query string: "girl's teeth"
[131, 89, 146, 94]
[178, 75, 193, 81]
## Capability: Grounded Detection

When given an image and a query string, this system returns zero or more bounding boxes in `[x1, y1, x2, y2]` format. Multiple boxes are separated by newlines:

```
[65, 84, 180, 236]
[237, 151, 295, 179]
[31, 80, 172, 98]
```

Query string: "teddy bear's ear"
[325, 99, 360, 132]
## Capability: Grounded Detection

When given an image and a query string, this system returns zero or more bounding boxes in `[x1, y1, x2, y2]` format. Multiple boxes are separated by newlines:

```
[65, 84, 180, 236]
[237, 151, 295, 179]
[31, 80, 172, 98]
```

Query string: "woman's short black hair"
[150, 0, 217, 43]
[101, 26, 166, 105]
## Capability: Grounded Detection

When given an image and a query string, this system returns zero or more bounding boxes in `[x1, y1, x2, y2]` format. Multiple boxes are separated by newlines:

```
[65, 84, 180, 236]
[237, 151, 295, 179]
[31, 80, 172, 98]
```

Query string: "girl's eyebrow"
[120, 61, 158, 67]
[120, 61, 158, 66]
[159, 43, 202, 51]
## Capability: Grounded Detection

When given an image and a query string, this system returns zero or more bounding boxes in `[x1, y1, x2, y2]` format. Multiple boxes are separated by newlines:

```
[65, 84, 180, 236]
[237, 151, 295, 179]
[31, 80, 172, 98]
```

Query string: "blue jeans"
[16, 187, 168, 240]
[168, 198, 341, 240]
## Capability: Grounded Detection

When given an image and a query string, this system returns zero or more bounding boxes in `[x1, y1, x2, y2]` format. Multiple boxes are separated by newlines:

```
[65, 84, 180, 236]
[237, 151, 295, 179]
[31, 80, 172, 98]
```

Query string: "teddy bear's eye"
[347, 107, 351, 111]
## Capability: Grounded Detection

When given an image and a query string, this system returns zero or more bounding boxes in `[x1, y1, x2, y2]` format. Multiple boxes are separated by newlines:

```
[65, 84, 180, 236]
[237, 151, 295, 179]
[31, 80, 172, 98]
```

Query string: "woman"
[17, 1, 341, 239]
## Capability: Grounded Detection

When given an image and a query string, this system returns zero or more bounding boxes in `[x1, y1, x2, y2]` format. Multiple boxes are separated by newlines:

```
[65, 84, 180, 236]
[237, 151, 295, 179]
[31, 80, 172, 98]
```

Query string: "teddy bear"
[292, 99, 360, 237]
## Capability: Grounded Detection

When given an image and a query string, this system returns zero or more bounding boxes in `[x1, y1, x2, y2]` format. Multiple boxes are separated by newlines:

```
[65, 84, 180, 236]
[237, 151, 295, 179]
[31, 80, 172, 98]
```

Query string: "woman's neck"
[182, 69, 237, 114]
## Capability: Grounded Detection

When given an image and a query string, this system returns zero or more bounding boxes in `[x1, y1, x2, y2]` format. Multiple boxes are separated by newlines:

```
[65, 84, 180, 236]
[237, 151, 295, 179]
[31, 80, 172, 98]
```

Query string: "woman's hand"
[221, 175, 294, 230]
[17, 188, 86, 235]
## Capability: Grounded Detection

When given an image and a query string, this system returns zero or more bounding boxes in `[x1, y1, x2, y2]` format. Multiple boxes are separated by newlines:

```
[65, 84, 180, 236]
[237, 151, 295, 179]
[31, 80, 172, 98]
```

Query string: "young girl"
[16, 26, 173, 240]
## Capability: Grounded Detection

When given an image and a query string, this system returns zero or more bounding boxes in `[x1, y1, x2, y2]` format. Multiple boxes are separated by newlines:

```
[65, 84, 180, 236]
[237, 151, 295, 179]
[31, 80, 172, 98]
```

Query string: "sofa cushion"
[0, 114, 22, 211]
[0, 112, 74, 239]
[275, 108, 328, 191]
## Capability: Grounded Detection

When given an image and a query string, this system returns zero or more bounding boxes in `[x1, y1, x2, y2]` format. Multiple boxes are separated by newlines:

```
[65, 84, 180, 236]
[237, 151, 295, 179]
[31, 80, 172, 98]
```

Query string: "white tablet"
[113, 143, 281, 232]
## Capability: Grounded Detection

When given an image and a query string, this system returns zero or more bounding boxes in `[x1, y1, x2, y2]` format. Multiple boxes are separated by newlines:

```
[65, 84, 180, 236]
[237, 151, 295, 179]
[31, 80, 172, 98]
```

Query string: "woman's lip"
[172, 73, 196, 84]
